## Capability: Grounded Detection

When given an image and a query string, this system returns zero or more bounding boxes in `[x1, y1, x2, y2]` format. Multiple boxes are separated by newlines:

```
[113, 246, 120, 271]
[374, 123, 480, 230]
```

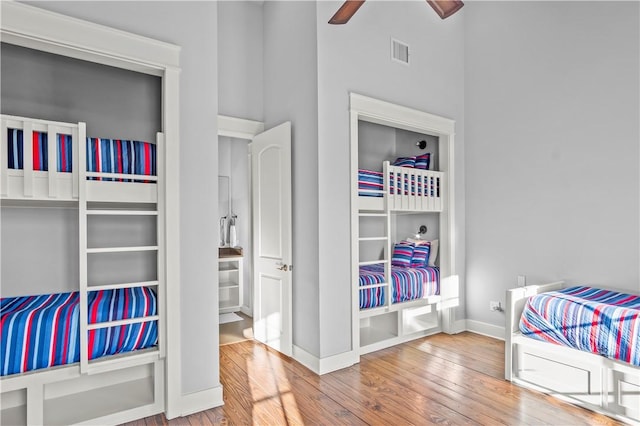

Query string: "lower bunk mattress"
[359, 264, 439, 309]
[519, 286, 640, 366]
[1, 287, 158, 376]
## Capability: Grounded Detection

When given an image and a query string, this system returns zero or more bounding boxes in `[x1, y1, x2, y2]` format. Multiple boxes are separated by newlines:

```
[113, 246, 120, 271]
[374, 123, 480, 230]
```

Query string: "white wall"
[218, 1, 263, 121]
[263, 1, 321, 356]
[25, 0, 220, 396]
[316, 0, 466, 357]
[464, 1, 640, 326]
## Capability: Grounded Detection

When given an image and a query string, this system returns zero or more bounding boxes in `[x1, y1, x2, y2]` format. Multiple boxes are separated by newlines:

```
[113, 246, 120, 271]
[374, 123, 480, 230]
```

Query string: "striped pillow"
[393, 156, 416, 168]
[392, 242, 414, 267]
[415, 153, 431, 170]
[411, 243, 431, 268]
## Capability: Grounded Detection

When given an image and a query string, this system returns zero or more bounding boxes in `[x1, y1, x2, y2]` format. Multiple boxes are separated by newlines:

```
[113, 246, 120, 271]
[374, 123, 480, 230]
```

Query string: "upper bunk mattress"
[7, 128, 156, 181]
[519, 286, 640, 366]
[359, 264, 439, 309]
[1, 287, 158, 376]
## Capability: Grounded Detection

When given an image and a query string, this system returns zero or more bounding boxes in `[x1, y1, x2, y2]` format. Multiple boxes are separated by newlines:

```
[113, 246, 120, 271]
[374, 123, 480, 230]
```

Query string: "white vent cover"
[391, 38, 409, 65]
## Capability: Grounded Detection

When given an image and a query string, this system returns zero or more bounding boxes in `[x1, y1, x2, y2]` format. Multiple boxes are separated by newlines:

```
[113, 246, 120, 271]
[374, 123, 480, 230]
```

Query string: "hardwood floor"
[124, 332, 623, 425]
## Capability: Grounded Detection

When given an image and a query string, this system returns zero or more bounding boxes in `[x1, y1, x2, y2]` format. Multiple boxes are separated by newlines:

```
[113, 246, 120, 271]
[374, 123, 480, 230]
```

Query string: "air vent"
[391, 38, 409, 65]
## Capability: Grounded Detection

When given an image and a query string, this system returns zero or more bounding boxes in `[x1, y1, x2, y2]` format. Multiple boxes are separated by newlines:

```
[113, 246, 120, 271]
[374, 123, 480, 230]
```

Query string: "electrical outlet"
[517, 275, 526, 287]
[490, 301, 502, 311]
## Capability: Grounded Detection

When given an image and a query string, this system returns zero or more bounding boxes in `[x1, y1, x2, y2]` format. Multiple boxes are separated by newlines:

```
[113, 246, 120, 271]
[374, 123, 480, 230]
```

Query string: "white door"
[251, 122, 292, 356]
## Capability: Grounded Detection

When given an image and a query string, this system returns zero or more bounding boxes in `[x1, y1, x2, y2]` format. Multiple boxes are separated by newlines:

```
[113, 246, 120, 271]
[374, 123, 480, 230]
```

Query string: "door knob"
[277, 264, 288, 271]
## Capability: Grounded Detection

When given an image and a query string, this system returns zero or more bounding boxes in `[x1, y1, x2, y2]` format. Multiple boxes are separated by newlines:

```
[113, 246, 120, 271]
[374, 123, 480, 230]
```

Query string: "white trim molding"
[1, 1, 183, 420]
[180, 386, 224, 418]
[218, 115, 264, 140]
[293, 346, 357, 375]
[464, 320, 505, 341]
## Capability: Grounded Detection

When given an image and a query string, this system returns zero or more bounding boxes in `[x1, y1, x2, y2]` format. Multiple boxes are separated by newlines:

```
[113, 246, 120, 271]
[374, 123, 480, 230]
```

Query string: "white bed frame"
[505, 282, 640, 425]
[1, 115, 166, 425]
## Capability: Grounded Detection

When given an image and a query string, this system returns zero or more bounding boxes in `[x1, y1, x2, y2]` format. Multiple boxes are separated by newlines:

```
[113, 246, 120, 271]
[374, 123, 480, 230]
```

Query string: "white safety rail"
[357, 161, 444, 212]
[1, 114, 159, 204]
[386, 162, 443, 212]
[1, 115, 80, 200]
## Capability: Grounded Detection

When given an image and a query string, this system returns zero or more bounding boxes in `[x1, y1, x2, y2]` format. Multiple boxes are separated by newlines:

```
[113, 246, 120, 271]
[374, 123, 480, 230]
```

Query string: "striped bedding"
[7, 129, 156, 181]
[519, 286, 640, 366]
[1, 287, 158, 376]
[358, 168, 439, 198]
[359, 264, 439, 309]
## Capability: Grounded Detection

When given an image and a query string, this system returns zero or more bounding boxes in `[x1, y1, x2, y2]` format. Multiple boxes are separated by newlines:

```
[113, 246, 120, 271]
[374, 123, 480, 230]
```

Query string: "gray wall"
[316, 0, 465, 357]
[23, 0, 220, 396]
[0, 43, 160, 296]
[263, 1, 321, 356]
[218, 1, 263, 122]
[464, 1, 640, 326]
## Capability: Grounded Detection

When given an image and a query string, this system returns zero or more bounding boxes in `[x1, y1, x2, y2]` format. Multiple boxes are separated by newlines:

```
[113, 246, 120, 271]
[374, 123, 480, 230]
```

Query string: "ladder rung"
[359, 237, 388, 242]
[86, 171, 158, 181]
[88, 281, 159, 292]
[88, 315, 159, 330]
[87, 210, 158, 216]
[359, 260, 387, 266]
[359, 282, 388, 290]
[359, 213, 387, 217]
[86, 246, 158, 254]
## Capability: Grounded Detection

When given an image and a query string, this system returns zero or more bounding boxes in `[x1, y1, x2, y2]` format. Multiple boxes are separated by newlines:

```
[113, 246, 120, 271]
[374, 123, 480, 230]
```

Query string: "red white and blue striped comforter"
[359, 264, 439, 309]
[1, 287, 158, 376]
[519, 286, 640, 366]
[7, 128, 156, 181]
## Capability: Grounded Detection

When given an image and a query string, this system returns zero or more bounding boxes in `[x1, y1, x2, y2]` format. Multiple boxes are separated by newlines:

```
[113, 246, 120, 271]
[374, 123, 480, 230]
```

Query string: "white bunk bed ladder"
[358, 181, 392, 316]
[78, 130, 165, 375]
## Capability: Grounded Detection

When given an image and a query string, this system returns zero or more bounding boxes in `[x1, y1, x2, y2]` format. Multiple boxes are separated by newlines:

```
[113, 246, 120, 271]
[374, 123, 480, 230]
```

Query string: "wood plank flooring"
[124, 332, 623, 425]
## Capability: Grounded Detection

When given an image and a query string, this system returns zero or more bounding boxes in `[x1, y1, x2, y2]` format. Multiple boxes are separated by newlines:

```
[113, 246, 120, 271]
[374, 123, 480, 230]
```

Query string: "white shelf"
[1, 405, 25, 426]
[360, 325, 397, 348]
[43, 376, 154, 426]
[218, 256, 243, 312]
[86, 246, 158, 254]
[220, 299, 240, 310]
[219, 281, 240, 290]
[87, 210, 158, 216]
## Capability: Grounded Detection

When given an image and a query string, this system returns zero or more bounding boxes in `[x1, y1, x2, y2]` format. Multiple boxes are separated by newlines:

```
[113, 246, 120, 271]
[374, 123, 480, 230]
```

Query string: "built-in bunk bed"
[505, 282, 640, 424]
[355, 144, 457, 355]
[1, 114, 165, 425]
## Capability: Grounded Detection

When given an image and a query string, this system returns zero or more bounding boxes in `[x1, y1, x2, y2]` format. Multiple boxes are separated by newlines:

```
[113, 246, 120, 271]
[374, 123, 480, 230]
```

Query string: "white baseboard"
[293, 346, 357, 375]
[464, 319, 505, 341]
[180, 385, 224, 417]
[240, 305, 252, 317]
[450, 319, 467, 334]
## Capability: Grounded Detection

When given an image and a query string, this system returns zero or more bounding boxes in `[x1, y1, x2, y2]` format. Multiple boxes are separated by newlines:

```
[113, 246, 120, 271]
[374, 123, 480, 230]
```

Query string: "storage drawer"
[607, 366, 640, 422]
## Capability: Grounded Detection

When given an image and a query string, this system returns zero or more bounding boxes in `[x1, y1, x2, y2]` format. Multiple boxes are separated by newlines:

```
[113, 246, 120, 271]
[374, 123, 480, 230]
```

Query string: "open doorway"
[217, 116, 293, 355]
